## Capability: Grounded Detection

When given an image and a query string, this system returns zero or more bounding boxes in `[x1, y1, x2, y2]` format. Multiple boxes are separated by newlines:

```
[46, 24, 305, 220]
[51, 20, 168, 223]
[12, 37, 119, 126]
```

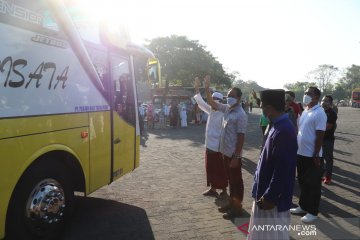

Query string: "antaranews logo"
[237, 222, 317, 236]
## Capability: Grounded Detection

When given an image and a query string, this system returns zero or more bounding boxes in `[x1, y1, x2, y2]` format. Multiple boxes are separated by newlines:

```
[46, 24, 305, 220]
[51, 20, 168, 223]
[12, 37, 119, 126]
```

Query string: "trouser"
[224, 155, 244, 209]
[297, 155, 322, 216]
[322, 138, 335, 178]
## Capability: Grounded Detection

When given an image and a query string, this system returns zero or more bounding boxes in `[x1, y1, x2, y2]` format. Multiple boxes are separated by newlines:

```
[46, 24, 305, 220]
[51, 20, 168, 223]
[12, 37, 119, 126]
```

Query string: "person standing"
[290, 87, 327, 223]
[247, 89, 297, 240]
[169, 101, 179, 128]
[193, 77, 227, 197]
[180, 107, 187, 127]
[164, 103, 170, 127]
[138, 103, 145, 135]
[285, 94, 297, 129]
[321, 95, 337, 184]
[259, 113, 269, 135]
[204, 75, 248, 220]
[285, 91, 301, 121]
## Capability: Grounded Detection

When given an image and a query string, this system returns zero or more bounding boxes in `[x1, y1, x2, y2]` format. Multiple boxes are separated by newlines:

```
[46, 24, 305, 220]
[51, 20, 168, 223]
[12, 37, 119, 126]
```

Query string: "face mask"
[227, 97, 237, 106]
[303, 95, 312, 106]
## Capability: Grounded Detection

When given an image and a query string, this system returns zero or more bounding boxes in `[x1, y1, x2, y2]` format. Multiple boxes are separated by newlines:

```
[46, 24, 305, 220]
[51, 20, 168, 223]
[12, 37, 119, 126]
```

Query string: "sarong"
[205, 149, 227, 189]
[247, 201, 290, 240]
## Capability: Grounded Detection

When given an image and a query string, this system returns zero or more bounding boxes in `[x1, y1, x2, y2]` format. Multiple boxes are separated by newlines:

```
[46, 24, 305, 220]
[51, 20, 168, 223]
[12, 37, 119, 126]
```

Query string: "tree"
[340, 64, 360, 92]
[306, 65, 338, 92]
[332, 84, 348, 101]
[146, 35, 232, 88]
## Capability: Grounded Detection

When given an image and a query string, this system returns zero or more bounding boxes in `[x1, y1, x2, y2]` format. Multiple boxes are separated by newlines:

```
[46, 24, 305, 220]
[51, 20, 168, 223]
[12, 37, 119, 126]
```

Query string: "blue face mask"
[227, 97, 237, 106]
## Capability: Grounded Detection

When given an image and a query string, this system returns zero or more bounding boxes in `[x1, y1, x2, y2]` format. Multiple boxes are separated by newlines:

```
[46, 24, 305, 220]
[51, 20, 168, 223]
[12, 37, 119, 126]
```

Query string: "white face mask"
[227, 97, 237, 106]
[303, 95, 312, 106]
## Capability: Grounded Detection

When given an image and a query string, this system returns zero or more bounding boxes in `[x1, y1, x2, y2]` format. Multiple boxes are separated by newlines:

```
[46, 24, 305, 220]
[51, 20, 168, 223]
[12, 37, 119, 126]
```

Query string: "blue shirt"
[251, 113, 298, 212]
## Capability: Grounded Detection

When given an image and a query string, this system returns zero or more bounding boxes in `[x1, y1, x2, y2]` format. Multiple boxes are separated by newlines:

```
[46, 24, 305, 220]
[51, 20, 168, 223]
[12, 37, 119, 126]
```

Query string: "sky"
[86, 0, 360, 89]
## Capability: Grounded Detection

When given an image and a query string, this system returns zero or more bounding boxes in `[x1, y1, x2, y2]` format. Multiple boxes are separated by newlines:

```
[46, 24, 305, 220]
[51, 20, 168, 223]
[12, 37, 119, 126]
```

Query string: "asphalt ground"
[62, 107, 360, 240]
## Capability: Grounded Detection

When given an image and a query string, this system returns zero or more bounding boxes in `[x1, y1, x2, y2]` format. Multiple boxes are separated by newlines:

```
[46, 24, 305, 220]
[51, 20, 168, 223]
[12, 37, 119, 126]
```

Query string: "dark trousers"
[297, 155, 322, 216]
[224, 156, 244, 207]
[322, 138, 335, 178]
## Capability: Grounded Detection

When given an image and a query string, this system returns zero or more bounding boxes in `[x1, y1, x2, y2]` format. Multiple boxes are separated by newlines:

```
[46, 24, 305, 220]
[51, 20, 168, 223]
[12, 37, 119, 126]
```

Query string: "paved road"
[62, 107, 360, 240]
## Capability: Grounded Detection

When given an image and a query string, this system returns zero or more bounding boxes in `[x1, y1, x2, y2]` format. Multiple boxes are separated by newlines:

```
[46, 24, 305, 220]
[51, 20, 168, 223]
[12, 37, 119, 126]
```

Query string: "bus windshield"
[62, 0, 130, 46]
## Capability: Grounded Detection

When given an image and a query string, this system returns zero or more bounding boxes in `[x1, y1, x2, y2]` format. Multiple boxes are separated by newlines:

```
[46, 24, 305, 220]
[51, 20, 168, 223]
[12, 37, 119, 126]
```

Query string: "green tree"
[146, 35, 232, 88]
[339, 65, 360, 96]
[306, 64, 338, 92]
[332, 84, 348, 101]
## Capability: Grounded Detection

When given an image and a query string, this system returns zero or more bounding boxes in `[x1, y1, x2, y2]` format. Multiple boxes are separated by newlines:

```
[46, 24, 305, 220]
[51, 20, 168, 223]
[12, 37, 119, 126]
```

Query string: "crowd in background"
[138, 98, 259, 133]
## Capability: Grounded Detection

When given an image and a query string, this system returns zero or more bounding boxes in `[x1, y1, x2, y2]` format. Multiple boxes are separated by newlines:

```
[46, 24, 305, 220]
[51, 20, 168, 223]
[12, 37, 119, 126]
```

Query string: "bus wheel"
[6, 160, 74, 240]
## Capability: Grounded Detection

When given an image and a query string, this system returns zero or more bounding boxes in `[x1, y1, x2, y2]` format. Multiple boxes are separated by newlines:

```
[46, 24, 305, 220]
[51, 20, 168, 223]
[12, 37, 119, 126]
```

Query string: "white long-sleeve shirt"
[194, 93, 223, 152]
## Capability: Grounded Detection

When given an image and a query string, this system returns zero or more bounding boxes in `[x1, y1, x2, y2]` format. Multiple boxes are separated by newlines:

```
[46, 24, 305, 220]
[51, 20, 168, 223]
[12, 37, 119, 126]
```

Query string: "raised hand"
[251, 89, 257, 99]
[194, 77, 200, 93]
[204, 75, 210, 88]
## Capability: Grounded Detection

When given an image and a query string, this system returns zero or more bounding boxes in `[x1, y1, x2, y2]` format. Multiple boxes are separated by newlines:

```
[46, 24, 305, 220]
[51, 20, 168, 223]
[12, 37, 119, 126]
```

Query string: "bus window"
[84, 43, 109, 92]
[63, 0, 101, 44]
[111, 55, 135, 125]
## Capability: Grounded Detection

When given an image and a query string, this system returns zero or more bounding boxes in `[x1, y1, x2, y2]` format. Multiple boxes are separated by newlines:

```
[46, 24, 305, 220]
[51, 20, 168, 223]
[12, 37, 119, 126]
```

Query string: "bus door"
[111, 54, 137, 180]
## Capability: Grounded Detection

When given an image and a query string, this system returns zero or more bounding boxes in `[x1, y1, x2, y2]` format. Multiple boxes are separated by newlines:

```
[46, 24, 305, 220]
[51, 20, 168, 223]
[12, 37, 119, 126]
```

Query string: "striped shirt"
[216, 103, 248, 157]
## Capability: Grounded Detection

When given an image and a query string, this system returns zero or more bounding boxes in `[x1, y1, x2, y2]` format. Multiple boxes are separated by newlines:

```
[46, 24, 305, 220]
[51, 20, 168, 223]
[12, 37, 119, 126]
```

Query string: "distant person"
[158, 109, 165, 129]
[249, 101, 253, 113]
[194, 76, 228, 198]
[259, 113, 269, 135]
[147, 104, 154, 129]
[285, 94, 297, 129]
[205, 75, 248, 220]
[180, 107, 187, 127]
[251, 90, 261, 107]
[285, 91, 301, 120]
[164, 104, 170, 127]
[290, 87, 327, 223]
[248, 89, 297, 240]
[169, 101, 179, 128]
[138, 103, 145, 135]
[321, 95, 338, 184]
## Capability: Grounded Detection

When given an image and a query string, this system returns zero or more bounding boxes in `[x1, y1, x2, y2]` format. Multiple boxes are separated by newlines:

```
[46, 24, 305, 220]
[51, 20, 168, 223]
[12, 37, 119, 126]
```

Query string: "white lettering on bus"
[0, 0, 42, 25]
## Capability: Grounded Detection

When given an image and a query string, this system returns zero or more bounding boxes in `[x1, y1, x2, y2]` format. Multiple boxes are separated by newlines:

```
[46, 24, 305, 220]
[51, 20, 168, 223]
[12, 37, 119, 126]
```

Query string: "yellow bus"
[0, 0, 159, 239]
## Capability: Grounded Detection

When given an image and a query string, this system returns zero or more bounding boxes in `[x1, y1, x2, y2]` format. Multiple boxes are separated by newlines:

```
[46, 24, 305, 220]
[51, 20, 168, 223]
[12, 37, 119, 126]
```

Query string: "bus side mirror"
[147, 58, 161, 87]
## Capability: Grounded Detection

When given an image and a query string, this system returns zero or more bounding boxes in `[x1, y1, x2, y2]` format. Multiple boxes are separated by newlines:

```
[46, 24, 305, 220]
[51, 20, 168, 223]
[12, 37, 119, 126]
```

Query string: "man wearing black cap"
[248, 90, 298, 239]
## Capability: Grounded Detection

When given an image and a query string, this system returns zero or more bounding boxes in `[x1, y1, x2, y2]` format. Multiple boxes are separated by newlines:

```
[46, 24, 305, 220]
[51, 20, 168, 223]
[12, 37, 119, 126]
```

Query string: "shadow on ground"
[62, 197, 154, 240]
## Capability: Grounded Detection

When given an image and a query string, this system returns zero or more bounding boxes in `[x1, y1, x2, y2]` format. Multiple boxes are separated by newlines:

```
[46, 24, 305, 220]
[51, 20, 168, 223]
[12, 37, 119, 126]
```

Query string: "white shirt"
[297, 104, 327, 157]
[194, 93, 223, 152]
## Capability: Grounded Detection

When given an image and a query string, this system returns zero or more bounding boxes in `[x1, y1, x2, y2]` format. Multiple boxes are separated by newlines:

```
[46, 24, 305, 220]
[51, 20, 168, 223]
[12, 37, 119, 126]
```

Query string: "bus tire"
[6, 158, 74, 240]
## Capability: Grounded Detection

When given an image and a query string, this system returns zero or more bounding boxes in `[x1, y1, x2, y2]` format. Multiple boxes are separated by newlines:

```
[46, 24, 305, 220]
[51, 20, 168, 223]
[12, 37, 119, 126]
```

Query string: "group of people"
[138, 101, 189, 133]
[195, 75, 338, 239]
